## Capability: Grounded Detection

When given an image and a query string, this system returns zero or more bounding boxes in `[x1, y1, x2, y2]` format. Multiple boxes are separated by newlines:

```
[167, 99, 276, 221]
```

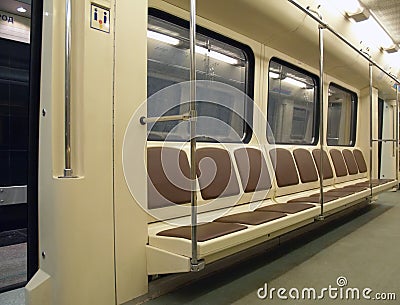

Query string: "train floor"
[143, 190, 400, 305]
[0, 229, 27, 293]
[0, 191, 399, 305]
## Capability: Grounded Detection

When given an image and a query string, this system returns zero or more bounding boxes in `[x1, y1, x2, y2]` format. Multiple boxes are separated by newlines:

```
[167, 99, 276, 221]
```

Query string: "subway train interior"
[0, 0, 400, 304]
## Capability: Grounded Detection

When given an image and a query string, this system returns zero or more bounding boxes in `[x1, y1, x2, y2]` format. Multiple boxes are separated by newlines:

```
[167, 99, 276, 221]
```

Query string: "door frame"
[27, 0, 43, 280]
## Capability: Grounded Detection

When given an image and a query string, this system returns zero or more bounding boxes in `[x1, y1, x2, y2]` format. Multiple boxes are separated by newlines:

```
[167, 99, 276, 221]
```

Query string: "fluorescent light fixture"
[283, 77, 308, 88]
[336, 0, 362, 15]
[147, 31, 179, 46]
[146, 31, 238, 65]
[355, 17, 394, 49]
[195, 46, 238, 65]
[17, 7, 27, 13]
[269, 71, 280, 79]
[195, 46, 209, 56]
[268, 72, 311, 88]
[346, 8, 370, 22]
[383, 44, 400, 54]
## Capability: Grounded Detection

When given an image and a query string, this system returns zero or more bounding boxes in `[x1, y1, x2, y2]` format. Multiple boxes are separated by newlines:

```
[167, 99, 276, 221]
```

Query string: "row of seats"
[147, 145, 396, 266]
[148, 146, 392, 209]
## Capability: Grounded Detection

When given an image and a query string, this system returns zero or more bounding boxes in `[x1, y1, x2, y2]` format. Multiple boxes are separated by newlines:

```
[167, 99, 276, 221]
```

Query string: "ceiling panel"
[360, 0, 400, 44]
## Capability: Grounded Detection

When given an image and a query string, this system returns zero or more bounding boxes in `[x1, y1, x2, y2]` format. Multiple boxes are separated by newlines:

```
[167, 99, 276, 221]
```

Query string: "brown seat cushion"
[312, 149, 334, 179]
[234, 148, 272, 192]
[308, 192, 340, 199]
[354, 181, 380, 187]
[197, 148, 240, 200]
[330, 149, 348, 177]
[288, 195, 338, 203]
[157, 222, 247, 242]
[353, 149, 368, 173]
[215, 211, 286, 225]
[340, 185, 369, 191]
[293, 149, 318, 183]
[147, 147, 191, 209]
[326, 189, 356, 196]
[373, 179, 394, 184]
[355, 179, 394, 187]
[342, 149, 359, 175]
[256, 203, 314, 214]
[270, 148, 299, 187]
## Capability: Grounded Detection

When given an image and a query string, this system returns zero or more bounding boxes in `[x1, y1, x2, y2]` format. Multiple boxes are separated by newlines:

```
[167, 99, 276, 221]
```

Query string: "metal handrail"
[369, 63, 373, 198]
[317, 23, 325, 220]
[62, 0, 73, 178]
[287, 0, 400, 85]
[396, 84, 399, 185]
[392, 105, 396, 157]
[139, 113, 191, 125]
[141, 0, 203, 272]
[189, 0, 204, 272]
[288, 0, 400, 199]
[372, 139, 397, 142]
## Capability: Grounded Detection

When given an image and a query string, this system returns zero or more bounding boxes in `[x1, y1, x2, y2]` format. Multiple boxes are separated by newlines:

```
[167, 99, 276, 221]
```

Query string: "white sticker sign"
[90, 4, 110, 33]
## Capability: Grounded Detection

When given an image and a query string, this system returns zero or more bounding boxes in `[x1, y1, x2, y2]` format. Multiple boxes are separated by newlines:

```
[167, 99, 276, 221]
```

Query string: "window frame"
[266, 57, 320, 146]
[327, 82, 358, 147]
[147, 8, 255, 143]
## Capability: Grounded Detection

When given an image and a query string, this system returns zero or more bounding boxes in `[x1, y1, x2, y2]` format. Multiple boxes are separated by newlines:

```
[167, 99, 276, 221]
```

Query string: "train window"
[327, 84, 357, 146]
[267, 58, 319, 145]
[147, 10, 254, 142]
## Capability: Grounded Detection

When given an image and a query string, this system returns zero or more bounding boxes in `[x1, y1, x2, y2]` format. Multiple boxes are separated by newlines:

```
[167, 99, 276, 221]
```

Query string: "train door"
[27, 0, 43, 286]
[0, 0, 42, 292]
[380, 98, 399, 180]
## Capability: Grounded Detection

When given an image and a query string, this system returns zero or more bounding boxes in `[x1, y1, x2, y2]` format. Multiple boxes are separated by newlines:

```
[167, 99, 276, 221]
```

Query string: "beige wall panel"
[27, 0, 116, 304]
[113, 0, 149, 304]
[359, 87, 379, 178]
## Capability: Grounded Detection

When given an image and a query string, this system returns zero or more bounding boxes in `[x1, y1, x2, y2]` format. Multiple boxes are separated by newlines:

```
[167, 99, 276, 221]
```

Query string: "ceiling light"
[147, 31, 179, 46]
[346, 8, 370, 22]
[17, 7, 27, 13]
[195, 46, 238, 65]
[355, 17, 394, 50]
[283, 77, 308, 89]
[383, 44, 400, 54]
[147, 31, 238, 65]
[335, 0, 362, 15]
[269, 72, 280, 79]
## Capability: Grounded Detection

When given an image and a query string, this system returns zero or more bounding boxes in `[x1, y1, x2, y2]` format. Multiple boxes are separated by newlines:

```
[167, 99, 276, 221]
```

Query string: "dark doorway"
[378, 98, 384, 178]
[0, 0, 42, 292]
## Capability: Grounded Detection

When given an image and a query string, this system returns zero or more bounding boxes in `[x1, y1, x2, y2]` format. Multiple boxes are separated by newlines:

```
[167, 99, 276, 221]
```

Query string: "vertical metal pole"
[396, 83, 399, 185]
[189, 0, 200, 270]
[369, 63, 373, 197]
[318, 24, 325, 220]
[64, 0, 73, 177]
[392, 106, 396, 157]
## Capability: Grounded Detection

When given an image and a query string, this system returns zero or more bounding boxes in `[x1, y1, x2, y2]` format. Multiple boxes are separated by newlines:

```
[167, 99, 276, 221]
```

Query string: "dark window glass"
[0, 38, 29, 186]
[267, 58, 319, 145]
[327, 84, 357, 146]
[147, 11, 254, 142]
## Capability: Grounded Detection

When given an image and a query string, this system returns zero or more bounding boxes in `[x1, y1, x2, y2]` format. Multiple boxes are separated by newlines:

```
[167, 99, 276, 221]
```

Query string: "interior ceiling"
[360, 0, 400, 44]
[0, 0, 31, 18]
[0, 0, 398, 45]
